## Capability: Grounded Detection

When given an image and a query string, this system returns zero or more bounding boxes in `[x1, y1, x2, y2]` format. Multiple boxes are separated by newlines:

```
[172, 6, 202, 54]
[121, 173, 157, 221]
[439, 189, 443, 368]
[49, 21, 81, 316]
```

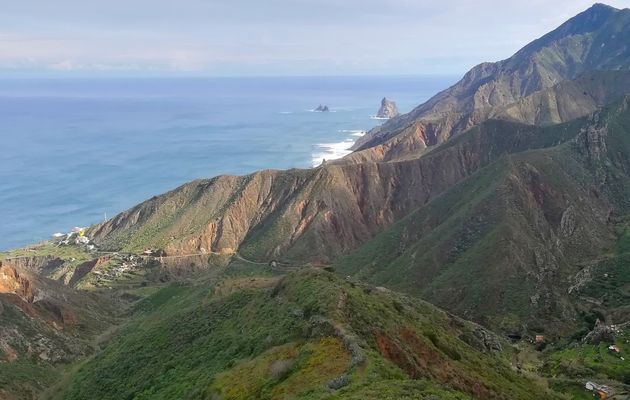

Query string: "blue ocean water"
[0, 75, 457, 250]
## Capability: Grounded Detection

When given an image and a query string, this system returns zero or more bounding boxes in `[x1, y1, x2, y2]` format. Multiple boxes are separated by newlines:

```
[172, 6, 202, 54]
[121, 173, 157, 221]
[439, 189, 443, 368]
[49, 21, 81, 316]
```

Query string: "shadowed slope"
[89, 113, 587, 265]
[336, 97, 630, 334]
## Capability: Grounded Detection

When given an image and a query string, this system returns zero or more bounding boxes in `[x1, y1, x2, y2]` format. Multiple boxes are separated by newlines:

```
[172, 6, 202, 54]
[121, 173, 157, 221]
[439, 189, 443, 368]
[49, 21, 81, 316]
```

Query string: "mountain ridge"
[350, 3, 630, 162]
[3, 4, 630, 399]
[336, 96, 630, 334]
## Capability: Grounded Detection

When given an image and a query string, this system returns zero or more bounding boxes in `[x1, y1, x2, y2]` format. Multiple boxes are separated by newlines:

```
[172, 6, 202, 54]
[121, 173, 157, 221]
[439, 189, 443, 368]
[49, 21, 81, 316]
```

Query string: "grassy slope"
[52, 268, 559, 400]
[541, 220, 630, 386]
[545, 327, 630, 384]
[335, 99, 630, 333]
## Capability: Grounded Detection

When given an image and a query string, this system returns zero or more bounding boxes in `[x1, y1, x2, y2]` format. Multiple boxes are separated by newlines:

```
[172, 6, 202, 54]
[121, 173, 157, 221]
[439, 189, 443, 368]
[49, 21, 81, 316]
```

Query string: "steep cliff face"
[0, 263, 36, 303]
[351, 4, 630, 161]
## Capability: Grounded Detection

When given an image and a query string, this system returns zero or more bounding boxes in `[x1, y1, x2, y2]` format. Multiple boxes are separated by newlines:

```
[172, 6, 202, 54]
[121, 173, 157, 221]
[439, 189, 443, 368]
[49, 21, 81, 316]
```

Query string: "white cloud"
[0, 0, 627, 75]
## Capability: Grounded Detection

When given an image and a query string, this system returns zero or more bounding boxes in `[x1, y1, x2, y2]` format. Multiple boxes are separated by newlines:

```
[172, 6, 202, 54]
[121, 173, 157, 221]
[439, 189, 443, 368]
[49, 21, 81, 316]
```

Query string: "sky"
[1, 0, 628, 77]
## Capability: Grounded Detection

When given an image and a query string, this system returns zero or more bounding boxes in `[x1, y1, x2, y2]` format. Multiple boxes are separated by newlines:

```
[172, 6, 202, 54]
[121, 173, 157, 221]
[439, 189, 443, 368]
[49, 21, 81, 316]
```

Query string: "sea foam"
[311, 138, 355, 167]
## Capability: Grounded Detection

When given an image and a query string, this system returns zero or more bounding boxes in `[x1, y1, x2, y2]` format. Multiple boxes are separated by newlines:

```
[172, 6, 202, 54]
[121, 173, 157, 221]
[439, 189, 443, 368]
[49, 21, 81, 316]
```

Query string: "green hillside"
[335, 97, 630, 335]
[2, 5, 630, 400]
[53, 268, 559, 400]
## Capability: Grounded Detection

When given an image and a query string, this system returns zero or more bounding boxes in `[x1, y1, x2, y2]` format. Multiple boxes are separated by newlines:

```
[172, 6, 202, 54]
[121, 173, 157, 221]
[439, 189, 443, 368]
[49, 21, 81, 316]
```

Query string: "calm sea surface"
[0, 75, 457, 250]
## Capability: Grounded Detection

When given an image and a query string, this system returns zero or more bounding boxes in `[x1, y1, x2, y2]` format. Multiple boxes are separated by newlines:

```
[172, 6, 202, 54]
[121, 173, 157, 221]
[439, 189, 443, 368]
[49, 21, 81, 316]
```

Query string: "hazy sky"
[1, 0, 628, 76]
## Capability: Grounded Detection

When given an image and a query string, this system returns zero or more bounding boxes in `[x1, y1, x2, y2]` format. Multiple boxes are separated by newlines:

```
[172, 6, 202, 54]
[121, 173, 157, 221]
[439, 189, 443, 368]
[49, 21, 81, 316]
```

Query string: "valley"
[2, 3, 630, 399]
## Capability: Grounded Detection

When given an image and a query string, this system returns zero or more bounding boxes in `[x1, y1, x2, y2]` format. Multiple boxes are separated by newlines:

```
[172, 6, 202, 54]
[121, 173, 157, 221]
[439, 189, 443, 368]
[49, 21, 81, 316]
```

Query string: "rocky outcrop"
[0, 262, 36, 303]
[559, 206, 577, 237]
[315, 104, 329, 112]
[583, 320, 617, 344]
[578, 120, 608, 163]
[376, 97, 399, 118]
[64, 256, 111, 286]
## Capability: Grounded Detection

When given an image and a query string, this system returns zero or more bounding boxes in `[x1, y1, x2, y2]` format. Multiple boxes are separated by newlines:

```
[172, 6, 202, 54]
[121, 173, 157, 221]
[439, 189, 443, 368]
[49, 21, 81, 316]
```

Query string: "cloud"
[1, 0, 628, 75]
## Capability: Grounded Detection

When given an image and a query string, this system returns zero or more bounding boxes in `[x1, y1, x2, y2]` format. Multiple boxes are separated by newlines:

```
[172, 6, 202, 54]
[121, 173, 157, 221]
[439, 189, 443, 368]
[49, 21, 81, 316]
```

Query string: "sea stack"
[315, 104, 330, 112]
[376, 97, 399, 118]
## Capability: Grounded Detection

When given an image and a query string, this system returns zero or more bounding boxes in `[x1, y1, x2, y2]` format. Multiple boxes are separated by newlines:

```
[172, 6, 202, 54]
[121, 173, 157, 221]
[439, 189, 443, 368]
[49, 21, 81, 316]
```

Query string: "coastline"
[0, 75, 455, 251]
[311, 129, 366, 167]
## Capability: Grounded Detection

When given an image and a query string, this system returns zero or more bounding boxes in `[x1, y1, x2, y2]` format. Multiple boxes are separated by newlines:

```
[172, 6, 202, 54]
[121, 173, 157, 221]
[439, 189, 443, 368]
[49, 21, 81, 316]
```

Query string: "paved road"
[2, 247, 301, 268]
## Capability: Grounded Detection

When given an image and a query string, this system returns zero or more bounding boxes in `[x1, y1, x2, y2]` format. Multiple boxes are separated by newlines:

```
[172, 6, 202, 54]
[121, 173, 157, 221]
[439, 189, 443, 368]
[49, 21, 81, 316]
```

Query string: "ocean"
[0, 75, 457, 251]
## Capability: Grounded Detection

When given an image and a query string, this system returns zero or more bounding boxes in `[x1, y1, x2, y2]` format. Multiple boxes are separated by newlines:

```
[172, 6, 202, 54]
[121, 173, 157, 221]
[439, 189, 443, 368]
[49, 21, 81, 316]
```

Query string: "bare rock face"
[583, 320, 616, 344]
[579, 120, 608, 162]
[376, 97, 399, 118]
[560, 206, 577, 237]
[0, 259, 117, 379]
[0, 262, 35, 303]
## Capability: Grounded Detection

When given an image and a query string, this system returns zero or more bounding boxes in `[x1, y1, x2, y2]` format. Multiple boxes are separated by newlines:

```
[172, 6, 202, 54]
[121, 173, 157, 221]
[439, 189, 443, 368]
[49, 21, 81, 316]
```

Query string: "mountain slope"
[87, 4, 630, 271]
[344, 70, 630, 164]
[350, 4, 630, 162]
[89, 111, 587, 265]
[0, 261, 118, 400]
[53, 268, 560, 400]
[335, 97, 630, 334]
[4, 5, 630, 400]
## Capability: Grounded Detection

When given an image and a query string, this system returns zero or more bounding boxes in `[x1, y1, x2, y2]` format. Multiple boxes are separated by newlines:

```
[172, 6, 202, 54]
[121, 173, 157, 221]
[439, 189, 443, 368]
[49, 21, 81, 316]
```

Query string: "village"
[51, 227, 162, 286]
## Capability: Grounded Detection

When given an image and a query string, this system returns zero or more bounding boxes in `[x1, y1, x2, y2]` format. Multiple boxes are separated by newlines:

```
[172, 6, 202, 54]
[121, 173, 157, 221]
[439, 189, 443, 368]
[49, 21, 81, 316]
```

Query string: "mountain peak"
[513, 2, 619, 60]
[580, 3, 620, 21]
[589, 3, 618, 12]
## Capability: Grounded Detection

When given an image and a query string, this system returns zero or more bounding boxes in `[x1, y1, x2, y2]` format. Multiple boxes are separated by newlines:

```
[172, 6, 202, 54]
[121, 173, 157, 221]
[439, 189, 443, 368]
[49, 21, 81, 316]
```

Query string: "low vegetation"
[52, 268, 558, 399]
